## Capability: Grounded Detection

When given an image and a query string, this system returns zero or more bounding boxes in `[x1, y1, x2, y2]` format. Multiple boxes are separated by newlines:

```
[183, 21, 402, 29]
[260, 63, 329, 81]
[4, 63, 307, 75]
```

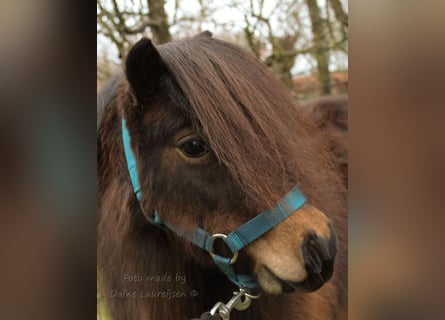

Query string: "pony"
[98, 33, 347, 320]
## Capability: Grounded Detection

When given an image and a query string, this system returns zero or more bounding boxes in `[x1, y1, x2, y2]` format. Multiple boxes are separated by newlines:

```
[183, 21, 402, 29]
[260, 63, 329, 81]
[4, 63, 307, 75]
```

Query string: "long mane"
[157, 37, 346, 215]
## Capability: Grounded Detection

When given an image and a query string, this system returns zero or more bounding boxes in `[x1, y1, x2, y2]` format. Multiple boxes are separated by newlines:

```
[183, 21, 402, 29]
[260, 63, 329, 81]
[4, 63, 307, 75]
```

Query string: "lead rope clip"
[209, 288, 261, 320]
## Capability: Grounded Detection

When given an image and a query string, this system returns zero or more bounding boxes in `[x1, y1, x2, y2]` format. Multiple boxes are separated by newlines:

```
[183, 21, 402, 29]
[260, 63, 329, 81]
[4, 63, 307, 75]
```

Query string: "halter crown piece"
[121, 118, 306, 291]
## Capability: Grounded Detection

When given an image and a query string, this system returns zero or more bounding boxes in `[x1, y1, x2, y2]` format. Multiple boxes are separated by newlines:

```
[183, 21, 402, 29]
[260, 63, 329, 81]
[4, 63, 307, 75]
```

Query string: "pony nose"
[301, 224, 337, 291]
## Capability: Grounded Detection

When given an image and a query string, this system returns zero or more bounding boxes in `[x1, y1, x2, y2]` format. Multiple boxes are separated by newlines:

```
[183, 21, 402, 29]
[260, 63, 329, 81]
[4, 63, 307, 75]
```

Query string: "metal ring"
[209, 233, 239, 264]
[240, 289, 262, 300]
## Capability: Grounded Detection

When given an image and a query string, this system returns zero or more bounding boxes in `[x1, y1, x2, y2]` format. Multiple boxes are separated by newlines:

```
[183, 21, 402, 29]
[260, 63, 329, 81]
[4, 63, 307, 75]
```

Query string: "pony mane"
[156, 37, 346, 214]
[97, 74, 122, 130]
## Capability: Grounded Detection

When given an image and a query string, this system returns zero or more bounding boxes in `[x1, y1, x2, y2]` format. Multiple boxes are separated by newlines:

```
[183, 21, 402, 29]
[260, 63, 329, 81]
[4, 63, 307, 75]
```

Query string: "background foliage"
[97, 0, 348, 99]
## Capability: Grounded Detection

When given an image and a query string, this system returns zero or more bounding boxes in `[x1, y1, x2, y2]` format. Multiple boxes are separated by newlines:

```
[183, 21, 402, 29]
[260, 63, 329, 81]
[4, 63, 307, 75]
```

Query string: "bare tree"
[328, 0, 348, 28]
[146, 0, 172, 44]
[239, 0, 309, 89]
[237, 0, 348, 93]
[97, 0, 171, 60]
[97, 0, 348, 96]
[264, 34, 302, 89]
[326, 0, 348, 53]
[305, 0, 331, 94]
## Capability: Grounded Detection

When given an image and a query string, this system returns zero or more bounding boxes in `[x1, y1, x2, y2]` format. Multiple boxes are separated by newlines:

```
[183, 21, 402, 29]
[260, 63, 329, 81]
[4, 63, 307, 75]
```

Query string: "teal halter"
[122, 118, 306, 289]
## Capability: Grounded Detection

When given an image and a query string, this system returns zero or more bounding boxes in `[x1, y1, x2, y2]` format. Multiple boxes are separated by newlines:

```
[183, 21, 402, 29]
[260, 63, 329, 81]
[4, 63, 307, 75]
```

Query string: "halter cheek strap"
[122, 118, 306, 289]
[122, 118, 142, 201]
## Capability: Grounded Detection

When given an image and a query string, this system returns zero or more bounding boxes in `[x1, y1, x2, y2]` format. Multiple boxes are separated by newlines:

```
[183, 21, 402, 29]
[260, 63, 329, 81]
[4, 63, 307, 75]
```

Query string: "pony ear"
[125, 38, 165, 104]
[194, 30, 213, 39]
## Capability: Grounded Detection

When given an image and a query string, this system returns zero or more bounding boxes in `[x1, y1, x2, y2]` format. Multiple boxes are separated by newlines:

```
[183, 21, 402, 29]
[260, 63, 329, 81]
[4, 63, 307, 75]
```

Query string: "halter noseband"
[122, 118, 306, 290]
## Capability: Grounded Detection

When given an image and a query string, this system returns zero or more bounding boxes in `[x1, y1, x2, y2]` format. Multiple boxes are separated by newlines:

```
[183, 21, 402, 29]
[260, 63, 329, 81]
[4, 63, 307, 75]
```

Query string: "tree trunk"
[327, 0, 348, 27]
[305, 0, 331, 94]
[147, 0, 172, 44]
[264, 34, 299, 90]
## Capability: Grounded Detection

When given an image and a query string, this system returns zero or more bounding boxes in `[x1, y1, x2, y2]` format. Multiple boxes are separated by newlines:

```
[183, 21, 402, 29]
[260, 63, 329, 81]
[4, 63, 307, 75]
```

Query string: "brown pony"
[98, 33, 347, 320]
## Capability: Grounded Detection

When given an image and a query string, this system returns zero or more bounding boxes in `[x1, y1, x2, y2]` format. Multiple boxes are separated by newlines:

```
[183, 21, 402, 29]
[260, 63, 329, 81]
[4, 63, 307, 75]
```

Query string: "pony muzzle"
[246, 204, 337, 294]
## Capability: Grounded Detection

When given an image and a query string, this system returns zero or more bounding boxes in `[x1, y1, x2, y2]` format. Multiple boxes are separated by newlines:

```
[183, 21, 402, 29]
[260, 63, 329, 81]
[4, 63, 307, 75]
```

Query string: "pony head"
[102, 35, 345, 295]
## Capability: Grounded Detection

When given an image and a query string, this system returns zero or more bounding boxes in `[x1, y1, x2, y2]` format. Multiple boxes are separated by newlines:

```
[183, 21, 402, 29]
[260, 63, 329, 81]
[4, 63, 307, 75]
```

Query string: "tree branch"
[124, 19, 160, 34]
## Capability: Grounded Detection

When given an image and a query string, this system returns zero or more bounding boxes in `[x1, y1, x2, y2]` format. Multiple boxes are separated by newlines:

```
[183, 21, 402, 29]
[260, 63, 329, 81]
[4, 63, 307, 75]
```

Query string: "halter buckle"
[209, 233, 238, 264]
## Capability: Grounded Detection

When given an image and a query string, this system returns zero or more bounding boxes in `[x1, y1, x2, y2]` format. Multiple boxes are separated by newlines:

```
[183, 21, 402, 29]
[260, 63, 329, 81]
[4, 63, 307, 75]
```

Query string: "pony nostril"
[302, 231, 336, 275]
[302, 233, 324, 274]
[299, 228, 337, 292]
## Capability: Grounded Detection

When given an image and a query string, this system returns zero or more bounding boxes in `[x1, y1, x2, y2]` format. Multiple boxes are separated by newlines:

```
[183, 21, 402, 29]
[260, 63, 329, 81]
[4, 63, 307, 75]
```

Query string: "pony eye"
[179, 139, 208, 158]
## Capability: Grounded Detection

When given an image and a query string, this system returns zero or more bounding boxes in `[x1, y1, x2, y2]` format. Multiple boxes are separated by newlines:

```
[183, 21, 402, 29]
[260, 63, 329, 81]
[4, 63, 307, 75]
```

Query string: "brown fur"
[98, 35, 347, 319]
[304, 94, 348, 187]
